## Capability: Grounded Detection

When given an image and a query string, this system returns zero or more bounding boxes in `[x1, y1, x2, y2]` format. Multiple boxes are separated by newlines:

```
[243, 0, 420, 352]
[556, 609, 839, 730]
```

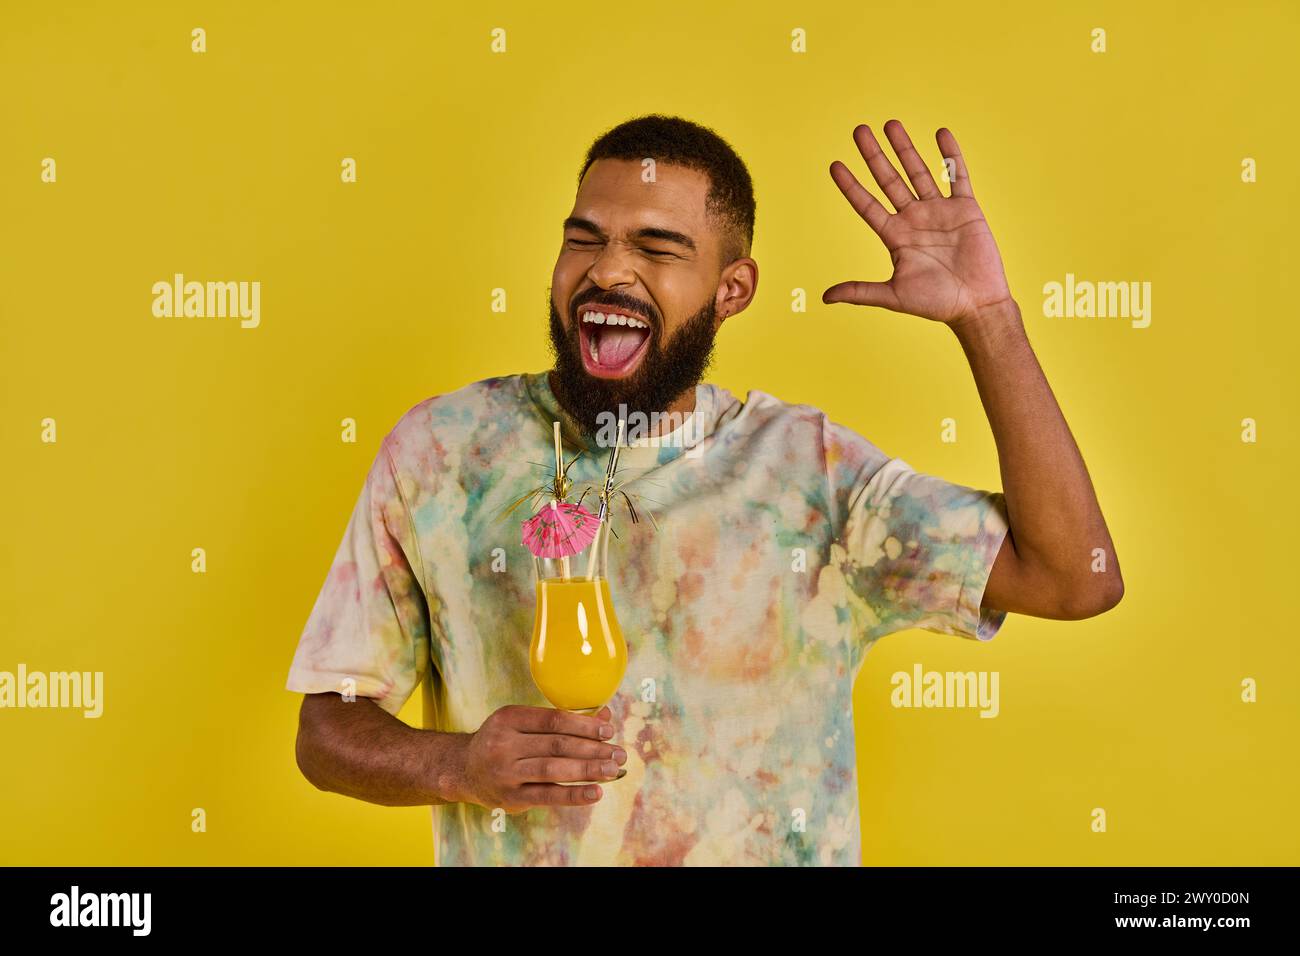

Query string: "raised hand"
[823, 120, 1013, 326]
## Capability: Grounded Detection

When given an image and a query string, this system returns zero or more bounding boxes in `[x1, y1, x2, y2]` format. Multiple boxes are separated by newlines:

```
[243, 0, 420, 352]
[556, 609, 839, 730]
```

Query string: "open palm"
[823, 121, 1012, 325]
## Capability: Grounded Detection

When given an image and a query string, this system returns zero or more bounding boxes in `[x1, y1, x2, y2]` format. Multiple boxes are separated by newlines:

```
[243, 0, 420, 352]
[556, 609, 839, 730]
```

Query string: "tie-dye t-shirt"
[286, 370, 1010, 866]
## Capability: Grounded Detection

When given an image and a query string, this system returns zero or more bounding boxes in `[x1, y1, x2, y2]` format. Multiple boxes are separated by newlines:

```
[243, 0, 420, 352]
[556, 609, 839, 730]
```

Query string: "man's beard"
[547, 293, 719, 442]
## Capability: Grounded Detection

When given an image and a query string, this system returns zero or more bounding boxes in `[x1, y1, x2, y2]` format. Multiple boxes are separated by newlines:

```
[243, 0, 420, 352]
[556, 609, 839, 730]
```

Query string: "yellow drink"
[530, 576, 627, 713]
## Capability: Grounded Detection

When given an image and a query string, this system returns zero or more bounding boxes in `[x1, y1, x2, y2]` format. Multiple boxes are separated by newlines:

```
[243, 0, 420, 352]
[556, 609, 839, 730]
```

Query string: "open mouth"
[576, 305, 653, 379]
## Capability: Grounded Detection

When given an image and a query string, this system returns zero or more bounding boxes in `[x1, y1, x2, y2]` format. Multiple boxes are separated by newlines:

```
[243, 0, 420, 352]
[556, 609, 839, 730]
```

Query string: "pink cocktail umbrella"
[522, 499, 598, 558]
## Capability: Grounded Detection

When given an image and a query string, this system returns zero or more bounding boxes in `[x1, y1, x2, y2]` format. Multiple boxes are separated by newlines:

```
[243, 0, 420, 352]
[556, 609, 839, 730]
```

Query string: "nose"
[586, 239, 637, 291]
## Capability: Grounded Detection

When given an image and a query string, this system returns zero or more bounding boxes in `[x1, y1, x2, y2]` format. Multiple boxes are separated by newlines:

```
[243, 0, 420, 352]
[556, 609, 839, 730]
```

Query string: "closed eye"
[566, 238, 677, 258]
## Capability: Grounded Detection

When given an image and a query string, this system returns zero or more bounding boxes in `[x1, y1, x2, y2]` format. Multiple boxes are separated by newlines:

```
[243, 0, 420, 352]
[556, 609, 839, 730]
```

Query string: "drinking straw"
[553, 421, 571, 579]
[585, 418, 625, 581]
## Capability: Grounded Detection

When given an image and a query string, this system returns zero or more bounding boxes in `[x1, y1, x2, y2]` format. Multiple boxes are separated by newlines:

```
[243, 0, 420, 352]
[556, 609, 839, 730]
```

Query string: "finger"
[514, 755, 625, 784]
[517, 732, 623, 762]
[828, 161, 890, 237]
[883, 119, 941, 200]
[936, 127, 973, 198]
[504, 705, 613, 740]
[822, 280, 902, 311]
[514, 782, 603, 807]
[852, 124, 915, 211]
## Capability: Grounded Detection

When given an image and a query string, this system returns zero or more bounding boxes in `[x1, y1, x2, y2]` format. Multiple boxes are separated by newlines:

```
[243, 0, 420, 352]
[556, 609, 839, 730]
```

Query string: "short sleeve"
[840, 456, 1010, 643]
[286, 435, 432, 716]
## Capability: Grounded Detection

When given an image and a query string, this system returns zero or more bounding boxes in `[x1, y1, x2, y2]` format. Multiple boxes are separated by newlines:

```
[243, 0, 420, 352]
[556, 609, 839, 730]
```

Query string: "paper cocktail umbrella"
[522, 499, 598, 558]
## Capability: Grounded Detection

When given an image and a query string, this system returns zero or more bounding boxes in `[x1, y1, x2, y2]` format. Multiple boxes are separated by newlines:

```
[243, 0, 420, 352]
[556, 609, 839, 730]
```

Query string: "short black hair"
[578, 114, 755, 265]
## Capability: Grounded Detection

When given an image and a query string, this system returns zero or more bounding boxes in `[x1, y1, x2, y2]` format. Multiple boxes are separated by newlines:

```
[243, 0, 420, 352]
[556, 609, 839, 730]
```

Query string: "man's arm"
[951, 301, 1122, 619]
[295, 692, 624, 811]
[295, 692, 467, 807]
[823, 119, 1122, 620]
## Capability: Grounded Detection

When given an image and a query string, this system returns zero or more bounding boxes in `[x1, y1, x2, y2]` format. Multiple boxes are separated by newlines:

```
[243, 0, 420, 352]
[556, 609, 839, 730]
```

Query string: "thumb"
[822, 281, 898, 310]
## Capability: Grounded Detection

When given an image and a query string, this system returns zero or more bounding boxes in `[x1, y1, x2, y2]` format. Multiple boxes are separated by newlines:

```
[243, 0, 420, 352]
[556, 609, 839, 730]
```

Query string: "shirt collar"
[522, 370, 718, 471]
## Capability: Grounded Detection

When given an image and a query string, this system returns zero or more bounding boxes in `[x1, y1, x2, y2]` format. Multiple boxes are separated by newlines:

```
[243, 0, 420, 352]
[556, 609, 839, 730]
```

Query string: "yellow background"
[2, 0, 1296, 865]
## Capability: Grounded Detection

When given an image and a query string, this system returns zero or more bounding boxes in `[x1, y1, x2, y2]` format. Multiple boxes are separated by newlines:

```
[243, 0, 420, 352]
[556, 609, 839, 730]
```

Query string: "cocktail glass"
[528, 523, 626, 716]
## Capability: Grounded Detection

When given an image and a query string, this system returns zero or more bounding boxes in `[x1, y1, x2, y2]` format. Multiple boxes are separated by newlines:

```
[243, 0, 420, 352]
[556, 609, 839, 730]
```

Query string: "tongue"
[596, 325, 647, 366]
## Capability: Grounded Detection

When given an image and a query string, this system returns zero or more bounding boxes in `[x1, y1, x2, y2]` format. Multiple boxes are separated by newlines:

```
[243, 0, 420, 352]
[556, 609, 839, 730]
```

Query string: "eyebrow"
[563, 216, 697, 253]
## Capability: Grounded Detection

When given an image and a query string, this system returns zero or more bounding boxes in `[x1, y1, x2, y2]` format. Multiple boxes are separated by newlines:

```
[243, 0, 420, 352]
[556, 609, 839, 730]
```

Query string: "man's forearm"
[295, 692, 469, 807]
[951, 298, 1122, 617]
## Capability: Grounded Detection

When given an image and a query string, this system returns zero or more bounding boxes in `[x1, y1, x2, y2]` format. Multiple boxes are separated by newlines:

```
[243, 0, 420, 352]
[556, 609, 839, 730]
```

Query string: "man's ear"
[716, 256, 759, 325]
